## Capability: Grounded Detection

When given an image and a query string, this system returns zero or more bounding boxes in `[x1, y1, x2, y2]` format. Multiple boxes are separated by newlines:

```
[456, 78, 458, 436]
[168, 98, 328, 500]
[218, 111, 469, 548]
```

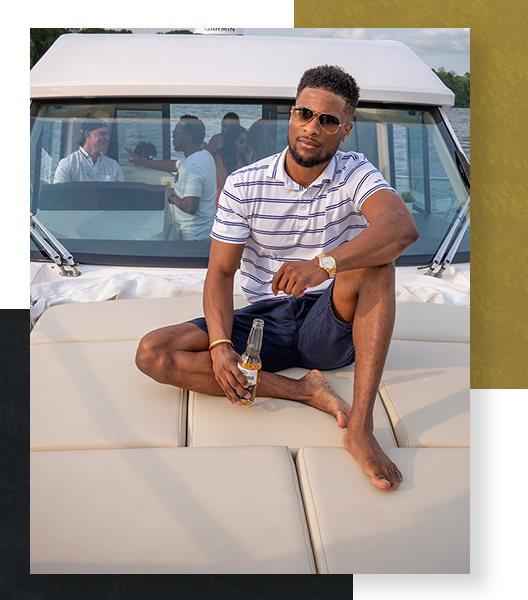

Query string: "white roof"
[30, 34, 454, 106]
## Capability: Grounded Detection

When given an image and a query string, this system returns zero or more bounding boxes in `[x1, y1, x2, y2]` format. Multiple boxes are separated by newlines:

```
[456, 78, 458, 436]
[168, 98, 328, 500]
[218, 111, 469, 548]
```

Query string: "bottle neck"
[245, 319, 264, 356]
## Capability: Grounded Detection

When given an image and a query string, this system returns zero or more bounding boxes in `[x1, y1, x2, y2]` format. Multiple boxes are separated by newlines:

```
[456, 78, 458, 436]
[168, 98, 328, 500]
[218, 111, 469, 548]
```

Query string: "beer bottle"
[237, 318, 264, 405]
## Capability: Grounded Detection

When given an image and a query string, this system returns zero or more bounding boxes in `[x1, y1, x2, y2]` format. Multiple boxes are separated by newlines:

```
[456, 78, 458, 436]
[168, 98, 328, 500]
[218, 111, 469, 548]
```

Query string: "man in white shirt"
[124, 115, 217, 240]
[135, 66, 419, 491]
[53, 118, 125, 183]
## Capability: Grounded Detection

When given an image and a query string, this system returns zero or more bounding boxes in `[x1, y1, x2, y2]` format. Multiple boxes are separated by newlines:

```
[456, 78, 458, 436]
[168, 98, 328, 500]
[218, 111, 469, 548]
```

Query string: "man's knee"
[135, 330, 171, 377]
[135, 323, 208, 379]
[364, 261, 395, 280]
[355, 262, 395, 292]
[336, 261, 395, 291]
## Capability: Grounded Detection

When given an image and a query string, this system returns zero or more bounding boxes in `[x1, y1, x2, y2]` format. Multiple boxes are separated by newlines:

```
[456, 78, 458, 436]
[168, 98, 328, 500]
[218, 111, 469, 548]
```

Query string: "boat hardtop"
[31, 34, 454, 106]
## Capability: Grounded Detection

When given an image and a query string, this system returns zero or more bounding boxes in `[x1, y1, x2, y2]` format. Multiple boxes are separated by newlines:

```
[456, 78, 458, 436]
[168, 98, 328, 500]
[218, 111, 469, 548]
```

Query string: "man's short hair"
[296, 65, 361, 117]
[222, 112, 240, 124]
[77, 118, 107, 146]
[180, 115, 206, 145]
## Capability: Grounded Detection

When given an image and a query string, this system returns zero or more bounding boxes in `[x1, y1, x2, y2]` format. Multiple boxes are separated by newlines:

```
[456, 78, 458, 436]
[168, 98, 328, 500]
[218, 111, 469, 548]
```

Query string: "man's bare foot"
[300, 370, 350, 428]
[343, 426, 402, 490]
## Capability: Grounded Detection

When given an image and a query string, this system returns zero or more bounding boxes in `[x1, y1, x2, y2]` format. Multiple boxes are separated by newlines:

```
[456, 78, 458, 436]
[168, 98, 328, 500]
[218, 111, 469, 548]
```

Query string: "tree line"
[433, 68, 470, 108]
[30, 29, 192, 69]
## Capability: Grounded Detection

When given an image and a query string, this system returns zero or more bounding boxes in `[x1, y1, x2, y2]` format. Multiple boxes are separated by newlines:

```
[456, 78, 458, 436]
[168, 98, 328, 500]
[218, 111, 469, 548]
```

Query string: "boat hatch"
[30, 99, 469, 269]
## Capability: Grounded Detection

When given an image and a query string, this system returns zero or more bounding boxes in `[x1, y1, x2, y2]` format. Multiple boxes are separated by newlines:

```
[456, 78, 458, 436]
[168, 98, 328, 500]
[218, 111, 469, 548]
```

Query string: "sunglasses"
[290, 106, 352, 135]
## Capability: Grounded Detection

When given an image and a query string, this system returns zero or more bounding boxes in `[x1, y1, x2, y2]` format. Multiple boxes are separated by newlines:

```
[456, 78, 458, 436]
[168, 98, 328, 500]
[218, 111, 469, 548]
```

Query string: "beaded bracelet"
[208, 339, 234, 352]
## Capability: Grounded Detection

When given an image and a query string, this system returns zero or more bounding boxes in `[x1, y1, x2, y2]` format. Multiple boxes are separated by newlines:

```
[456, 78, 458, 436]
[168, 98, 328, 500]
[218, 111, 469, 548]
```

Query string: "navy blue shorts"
[188, 281, 355, 373]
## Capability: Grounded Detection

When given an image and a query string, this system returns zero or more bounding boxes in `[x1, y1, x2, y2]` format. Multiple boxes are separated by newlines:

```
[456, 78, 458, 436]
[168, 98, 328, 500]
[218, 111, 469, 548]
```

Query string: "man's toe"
[371, 475, 392, 490]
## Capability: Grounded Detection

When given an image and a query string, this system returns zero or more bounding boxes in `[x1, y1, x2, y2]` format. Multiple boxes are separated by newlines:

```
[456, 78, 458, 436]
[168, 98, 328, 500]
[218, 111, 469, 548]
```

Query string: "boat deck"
[30, 296, 469, 574]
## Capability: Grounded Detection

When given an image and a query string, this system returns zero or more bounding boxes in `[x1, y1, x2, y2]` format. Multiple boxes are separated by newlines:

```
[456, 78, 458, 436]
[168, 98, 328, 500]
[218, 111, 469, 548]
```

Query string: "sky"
[131, 28, 470, 75]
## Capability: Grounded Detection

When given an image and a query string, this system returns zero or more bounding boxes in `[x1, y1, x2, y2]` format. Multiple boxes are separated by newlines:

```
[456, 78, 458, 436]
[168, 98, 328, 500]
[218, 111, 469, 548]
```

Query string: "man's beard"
[288, 137, 336, 169]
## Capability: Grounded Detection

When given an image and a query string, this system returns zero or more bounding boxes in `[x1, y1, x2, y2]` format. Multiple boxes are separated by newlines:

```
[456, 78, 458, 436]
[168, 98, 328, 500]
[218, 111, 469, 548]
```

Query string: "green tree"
[30, 28, 132, 69]
[31, 29, 70, 69]
[160, 30, 193, 35]
[432, 68, 470, 108]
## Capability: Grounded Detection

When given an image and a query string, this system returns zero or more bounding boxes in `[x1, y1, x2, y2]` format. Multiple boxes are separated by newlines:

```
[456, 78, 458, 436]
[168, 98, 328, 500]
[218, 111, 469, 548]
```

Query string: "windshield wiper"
[424, 195, 470, 276]
[30, 211, 81, 277]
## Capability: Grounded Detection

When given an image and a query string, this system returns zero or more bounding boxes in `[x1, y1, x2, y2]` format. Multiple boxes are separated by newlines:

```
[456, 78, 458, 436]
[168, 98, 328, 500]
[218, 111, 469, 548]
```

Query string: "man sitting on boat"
[135, 65, 419, 491]
[53, 118, 125, 183]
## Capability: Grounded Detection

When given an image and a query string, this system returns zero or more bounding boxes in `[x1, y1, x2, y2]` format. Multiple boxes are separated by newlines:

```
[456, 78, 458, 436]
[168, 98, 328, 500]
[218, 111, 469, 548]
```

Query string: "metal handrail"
[434, 216, 470, 278]
[424, 195, 470, 276]
[30, 211, 81, 277]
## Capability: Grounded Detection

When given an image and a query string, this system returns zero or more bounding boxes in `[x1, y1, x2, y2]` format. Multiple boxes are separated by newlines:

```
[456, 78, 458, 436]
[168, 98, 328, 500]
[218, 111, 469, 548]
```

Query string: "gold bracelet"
[208, 339, 234, 352]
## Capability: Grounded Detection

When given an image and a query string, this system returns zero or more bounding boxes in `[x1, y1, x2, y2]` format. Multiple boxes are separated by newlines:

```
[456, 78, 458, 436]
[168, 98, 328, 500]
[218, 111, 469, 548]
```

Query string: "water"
[171, 105, 471, 163]
[444, 107, 470, 160]
[38, 104, 470, 178]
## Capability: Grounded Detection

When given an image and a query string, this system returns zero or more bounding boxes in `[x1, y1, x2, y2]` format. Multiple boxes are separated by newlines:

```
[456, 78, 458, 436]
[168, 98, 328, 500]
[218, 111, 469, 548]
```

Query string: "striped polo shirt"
[211, 147, 395, 303]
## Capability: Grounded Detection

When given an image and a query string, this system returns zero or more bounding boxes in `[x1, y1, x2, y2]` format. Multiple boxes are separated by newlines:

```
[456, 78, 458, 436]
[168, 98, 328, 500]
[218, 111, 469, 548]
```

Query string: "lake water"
[176, 104, 471, 163]
[37, 104, 470, 188]
[444, 107, 470, 160]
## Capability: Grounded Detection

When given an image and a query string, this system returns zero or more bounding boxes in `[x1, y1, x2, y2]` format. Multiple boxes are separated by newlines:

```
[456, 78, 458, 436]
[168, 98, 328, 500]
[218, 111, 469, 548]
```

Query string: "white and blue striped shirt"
[212, 148, 395, 303]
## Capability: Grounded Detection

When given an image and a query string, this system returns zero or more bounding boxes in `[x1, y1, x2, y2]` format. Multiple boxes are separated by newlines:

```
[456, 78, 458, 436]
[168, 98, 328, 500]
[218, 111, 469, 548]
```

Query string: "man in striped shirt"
[136, 65, 419, 491]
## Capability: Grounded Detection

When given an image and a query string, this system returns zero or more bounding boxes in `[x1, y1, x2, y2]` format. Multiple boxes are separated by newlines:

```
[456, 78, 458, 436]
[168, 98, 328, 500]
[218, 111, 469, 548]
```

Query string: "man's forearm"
[202, 250, 253, 404]
[123, 147, 177, 172]
[144, 159, 178, 172]
[271, 201, 419, 299]
[331, 209, 418, 273]
[203, 271, 236, 345]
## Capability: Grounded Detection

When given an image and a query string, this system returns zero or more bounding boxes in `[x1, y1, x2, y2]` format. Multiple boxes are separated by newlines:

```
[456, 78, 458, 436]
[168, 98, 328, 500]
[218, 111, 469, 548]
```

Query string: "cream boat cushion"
[296, 446, 469, 574]
[379, 340, 470, 448]
[31, 296, 469, 345]
[30, 296, 250, 345]
[30, 446, 316, 574]
[188, 366, 396, 456]
[30, 340, 186, 451]
[392, 301, 469, 343]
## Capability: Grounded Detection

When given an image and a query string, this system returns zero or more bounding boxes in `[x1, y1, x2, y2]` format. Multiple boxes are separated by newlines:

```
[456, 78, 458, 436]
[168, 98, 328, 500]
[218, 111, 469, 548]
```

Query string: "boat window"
[30, 100, 468, 268]
[340, 106, 469, 264]
[30, 101, 292, 267]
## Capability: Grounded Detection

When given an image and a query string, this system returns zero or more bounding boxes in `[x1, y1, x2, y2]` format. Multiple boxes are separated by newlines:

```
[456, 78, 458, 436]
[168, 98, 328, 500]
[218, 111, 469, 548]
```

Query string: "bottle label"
[238, 364, 259, 385]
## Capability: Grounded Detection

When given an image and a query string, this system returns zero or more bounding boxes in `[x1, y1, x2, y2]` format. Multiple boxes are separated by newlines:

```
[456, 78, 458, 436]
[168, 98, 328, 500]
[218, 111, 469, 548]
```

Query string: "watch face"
[321, 257, 334, 269]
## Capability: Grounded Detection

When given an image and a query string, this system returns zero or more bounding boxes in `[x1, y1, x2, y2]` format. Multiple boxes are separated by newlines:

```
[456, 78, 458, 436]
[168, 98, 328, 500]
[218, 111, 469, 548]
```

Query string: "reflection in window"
[340, 107, 469, 261]
[30, 101, 468, 267]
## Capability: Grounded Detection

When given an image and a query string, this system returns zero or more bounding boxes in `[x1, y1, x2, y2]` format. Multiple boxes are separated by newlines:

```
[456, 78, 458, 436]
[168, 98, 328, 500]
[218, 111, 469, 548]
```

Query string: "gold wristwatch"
[315, 253, 337, 278]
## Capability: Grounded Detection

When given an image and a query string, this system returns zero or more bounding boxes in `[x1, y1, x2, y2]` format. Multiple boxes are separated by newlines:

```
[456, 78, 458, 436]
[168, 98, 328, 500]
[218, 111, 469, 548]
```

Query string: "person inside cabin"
[247, 118, 276, 161]
[133, 141, 157, 161]
[206, 112, 240, 154]
[135, 65, 419, 491]
[53, 118, 125, 183]
[213, 125, 256, 206]
[124, 115, 217, 241]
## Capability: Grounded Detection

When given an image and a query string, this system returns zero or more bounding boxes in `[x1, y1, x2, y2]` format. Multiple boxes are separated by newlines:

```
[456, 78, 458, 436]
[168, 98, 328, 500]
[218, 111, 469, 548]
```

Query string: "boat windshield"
[30, 100, 469, 267]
